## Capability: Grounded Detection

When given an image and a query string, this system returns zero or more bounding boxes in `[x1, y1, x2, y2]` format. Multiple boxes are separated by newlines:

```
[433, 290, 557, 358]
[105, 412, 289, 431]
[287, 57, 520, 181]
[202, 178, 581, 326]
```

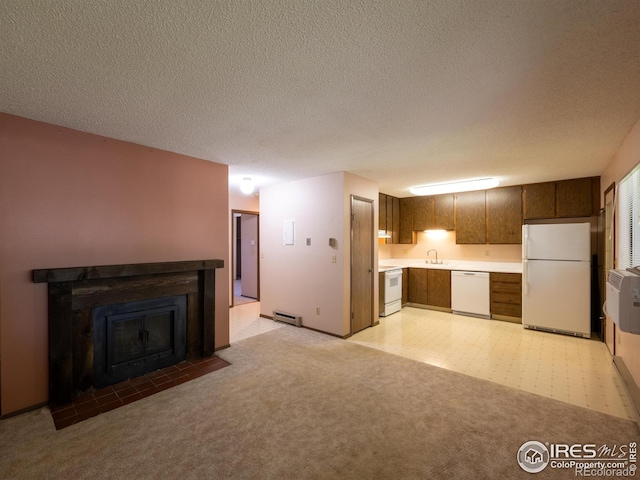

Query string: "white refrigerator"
[522, 223, 591, 338]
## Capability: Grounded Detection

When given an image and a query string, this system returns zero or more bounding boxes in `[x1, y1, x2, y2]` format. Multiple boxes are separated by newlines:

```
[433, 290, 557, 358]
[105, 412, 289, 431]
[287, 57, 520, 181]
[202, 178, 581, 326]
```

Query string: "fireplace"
[93, 295, 187, 389]
[33, 260, 223, 407]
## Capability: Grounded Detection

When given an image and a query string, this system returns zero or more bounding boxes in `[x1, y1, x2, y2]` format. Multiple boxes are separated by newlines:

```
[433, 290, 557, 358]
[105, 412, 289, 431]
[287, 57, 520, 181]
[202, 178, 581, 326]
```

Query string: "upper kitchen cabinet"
[378, 193, 387, 231]
[398, 197, 416, 244]
[455, 190, 486, 244]
[411, 196, 433, 231]
[388, 195, 400, 243]
[379, 193, 413, 244]
[523, 177, 600, 220]
[432, 194, 455, 230]
[523, 182, 555, 219]
[486, 186, 522, 244]
[411, 194, 454, 231]
[555, 177, 597, 217]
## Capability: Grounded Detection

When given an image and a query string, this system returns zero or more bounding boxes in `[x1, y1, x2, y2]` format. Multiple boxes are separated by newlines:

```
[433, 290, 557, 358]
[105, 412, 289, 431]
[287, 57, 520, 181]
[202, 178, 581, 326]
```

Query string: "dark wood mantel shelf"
[33, 259, 223, 283]
[34, 259, 224, 407]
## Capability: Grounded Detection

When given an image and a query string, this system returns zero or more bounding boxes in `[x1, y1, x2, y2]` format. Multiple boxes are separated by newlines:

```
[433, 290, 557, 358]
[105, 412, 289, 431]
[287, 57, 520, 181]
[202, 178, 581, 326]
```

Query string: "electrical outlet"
[316, 307, 320, 315]
[331, 254, 337, 263]
[485, 250, 490, 257]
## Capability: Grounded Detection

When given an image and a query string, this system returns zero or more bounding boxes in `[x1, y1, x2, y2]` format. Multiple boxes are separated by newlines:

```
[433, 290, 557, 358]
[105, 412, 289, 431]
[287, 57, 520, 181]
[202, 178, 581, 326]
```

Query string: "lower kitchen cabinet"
[402, 268, 409, 304]
[489, 272, 522, 321]
[408, 268, 429, 305]
[427, 269, 451, 308]
[407, 268, 451, 309]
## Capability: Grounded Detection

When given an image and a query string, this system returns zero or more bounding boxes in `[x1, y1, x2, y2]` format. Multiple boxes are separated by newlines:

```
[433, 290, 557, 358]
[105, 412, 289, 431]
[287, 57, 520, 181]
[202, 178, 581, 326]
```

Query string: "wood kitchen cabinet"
[432, 194, 455, 230]
[379, 193, 387, 230]
[408, 268, 429, 305]
[411, 196, 433, 231]
[455, 190, 486, 244]
[389, 196, 400, 243]
[523, 182, 555, 219]
[487, 186, 522, 244]
[427, 269, 451, 308]
[523, 176, 600, 220]
[399, 198, 415, 244]
[555, 177, 593, 217]
[407, 268, 451, 309]
[402, 268, 409, 304]
[410, 194, 454, 231]
[490, 272, 522, 321]
[380, 193, 413, 244]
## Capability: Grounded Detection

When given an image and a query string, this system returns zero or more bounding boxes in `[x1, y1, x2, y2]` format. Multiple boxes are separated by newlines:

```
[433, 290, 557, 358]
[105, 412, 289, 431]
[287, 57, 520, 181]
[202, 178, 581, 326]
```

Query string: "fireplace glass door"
[94, 296, 187, 388]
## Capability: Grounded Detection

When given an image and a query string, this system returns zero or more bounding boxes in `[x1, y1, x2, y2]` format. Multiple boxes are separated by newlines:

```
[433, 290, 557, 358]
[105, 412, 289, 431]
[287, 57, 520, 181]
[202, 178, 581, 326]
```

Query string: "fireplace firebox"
[33, 260, 223, 407]
[93, 295, 187, 389]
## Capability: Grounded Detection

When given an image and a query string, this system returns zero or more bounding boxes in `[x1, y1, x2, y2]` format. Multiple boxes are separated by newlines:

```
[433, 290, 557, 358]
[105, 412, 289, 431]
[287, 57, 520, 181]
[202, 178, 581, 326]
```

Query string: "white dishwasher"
[451, 271, 491, 318]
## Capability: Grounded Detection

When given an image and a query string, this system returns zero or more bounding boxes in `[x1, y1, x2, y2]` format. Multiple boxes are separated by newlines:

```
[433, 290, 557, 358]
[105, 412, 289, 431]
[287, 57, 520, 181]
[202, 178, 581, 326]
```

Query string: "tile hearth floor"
[50, 356, 230, 430]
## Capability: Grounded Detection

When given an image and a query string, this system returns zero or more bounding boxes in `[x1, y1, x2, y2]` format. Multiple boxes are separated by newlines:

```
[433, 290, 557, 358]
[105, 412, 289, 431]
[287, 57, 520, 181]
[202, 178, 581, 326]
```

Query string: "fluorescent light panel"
[409, 178, 499, 196]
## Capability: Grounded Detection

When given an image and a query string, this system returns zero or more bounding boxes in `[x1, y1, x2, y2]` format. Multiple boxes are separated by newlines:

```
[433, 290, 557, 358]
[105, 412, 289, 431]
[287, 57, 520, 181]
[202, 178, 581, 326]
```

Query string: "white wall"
[260, 172, 378, 337]
[601, 116, 640, 386]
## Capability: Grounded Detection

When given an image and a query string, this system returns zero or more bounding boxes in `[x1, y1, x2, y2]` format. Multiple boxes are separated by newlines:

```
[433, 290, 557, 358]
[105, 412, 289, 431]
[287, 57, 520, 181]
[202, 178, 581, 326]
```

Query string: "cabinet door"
[399, 198, 415, 244]
[378, 193, 387, 230]
[433, 194, 454, 230]
[408, 268, 428, 304]
[385, 195, 394, 244]
[427, 269, 451, 308]
[523, 182, 555, 219]
[487, 186, 522, 244]
[412, 197, 433, 231]
[391, 196, 400, 243]
[455, 190, 486, 244]
[556, 178, 592, 217]
[490, 273, 522, 318]
[402, 268, 409, 304]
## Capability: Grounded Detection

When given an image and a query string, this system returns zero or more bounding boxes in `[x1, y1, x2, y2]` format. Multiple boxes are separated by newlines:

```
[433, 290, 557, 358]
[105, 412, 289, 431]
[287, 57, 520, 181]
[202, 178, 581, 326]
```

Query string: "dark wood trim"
[0, 401, 48, 420]
[259, 313, 274, 320]
[215, 344, 231, 352]
[33, 260, 223, 283]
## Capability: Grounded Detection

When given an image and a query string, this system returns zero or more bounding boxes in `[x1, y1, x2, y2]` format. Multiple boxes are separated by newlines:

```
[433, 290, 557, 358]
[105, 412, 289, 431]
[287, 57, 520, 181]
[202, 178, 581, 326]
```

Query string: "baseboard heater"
[273, 310, 302, 327]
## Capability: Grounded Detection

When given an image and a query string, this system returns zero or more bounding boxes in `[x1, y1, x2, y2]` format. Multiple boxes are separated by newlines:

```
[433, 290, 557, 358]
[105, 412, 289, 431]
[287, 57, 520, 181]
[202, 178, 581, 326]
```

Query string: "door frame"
[350, 195, 375, 335]
[231, 209, 260, 307]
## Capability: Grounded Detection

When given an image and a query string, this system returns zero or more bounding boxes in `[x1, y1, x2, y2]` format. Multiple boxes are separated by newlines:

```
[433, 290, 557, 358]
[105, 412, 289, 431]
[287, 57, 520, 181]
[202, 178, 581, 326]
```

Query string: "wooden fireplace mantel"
[33, 259, 224, 406]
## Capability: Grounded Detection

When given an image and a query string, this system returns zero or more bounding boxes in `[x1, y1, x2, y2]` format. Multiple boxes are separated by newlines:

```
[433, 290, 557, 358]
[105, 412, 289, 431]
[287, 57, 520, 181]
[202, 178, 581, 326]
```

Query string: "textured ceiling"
[2, 1, 640, 197]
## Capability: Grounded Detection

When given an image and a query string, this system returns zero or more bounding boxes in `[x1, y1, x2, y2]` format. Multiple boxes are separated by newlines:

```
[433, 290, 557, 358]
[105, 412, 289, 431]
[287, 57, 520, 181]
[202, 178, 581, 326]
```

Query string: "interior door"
[240, 213, 259, 299]
[351, 195, 374, 334]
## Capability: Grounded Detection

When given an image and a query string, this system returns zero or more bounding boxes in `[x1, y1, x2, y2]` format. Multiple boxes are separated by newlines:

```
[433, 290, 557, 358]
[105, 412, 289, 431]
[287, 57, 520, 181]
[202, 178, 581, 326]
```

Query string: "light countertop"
[379, 259, 522, 274]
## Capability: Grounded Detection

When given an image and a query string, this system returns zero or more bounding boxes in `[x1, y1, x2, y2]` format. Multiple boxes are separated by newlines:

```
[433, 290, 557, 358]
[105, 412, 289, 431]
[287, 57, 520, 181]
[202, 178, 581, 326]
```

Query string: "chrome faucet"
[427, 249, 441, 264]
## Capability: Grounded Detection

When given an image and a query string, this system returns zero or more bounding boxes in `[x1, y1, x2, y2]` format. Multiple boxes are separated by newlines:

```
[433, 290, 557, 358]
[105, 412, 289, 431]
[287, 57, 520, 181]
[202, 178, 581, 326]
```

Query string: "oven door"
[384, 269, 403, 304]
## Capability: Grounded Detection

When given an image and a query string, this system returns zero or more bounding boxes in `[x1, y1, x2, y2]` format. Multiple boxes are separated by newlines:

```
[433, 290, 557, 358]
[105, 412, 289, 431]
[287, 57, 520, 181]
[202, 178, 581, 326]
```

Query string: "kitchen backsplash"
[379, 230, 522, 262]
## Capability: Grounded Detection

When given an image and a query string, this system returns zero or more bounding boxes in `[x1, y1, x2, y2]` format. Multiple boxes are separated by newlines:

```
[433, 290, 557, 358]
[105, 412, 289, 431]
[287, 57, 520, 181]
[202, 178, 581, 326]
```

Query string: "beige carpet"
[1, 326, 638, 479]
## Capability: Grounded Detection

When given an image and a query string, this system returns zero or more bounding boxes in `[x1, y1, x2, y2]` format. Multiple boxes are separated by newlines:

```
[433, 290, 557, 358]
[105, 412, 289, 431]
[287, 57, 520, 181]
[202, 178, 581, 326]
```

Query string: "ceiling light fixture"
[240, 177, 255, 195]
[409, 178, 500, 196]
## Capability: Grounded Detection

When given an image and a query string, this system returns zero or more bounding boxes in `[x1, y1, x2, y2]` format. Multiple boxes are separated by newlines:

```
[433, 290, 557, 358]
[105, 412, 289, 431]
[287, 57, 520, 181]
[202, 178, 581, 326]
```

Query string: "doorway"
[232, 210, 259, 306]
[350, 195, 374, 334]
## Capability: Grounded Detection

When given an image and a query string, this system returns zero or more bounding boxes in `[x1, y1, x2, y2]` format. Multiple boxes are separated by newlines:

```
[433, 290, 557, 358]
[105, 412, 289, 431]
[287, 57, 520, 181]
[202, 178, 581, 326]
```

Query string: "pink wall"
[0, 114, 230, 415]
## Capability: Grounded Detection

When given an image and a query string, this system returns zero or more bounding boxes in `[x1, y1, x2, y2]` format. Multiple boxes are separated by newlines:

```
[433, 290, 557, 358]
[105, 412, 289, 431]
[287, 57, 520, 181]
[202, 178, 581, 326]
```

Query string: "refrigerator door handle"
[522, 224, 528, 259]
[523, 259, 528, 295]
